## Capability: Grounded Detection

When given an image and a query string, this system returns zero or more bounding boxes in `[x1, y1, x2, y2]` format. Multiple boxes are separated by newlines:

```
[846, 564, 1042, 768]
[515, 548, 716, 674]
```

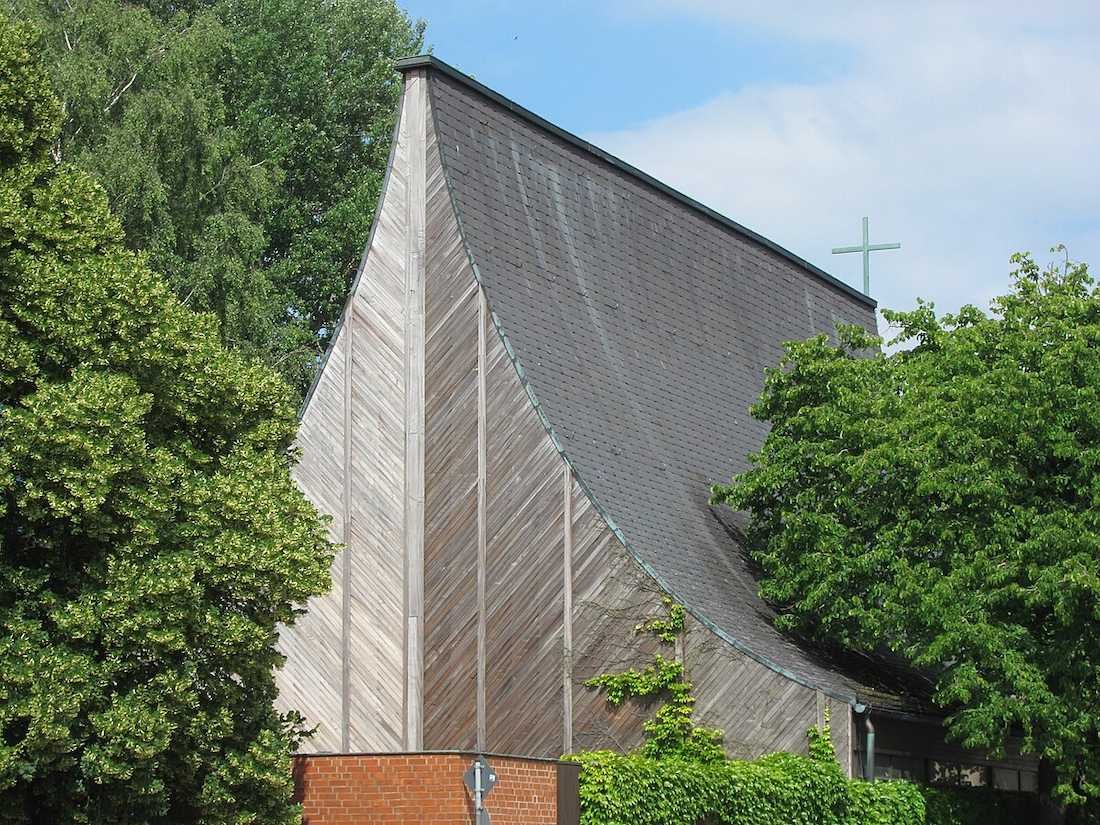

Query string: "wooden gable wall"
[278, 67, 854, 766]
[277, 67, 1049, 789]
[275, 71, 424, 753]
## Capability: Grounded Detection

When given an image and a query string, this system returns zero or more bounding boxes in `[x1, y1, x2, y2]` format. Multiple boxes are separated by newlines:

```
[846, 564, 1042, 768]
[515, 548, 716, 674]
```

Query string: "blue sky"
[404, 1, 1100, 335]
[405, 1, 850, 133]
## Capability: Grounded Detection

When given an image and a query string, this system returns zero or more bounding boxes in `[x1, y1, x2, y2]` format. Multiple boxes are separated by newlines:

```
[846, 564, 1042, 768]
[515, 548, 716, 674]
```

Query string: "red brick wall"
[293, 752, 562, 825]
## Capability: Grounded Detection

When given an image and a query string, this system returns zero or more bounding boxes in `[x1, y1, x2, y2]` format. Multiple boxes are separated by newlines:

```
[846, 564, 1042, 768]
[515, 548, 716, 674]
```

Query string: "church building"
[276, 55, 1037, 792]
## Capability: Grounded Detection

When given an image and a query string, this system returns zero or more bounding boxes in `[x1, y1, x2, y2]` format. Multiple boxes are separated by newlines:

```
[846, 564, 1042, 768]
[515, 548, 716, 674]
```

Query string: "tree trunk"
[1038, 757, 1066, 825]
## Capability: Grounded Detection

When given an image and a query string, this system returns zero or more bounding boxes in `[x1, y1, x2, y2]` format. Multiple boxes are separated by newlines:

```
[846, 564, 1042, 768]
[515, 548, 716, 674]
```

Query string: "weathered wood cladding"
[569, 480, 664, 755]
[402, 70, 428, 751]
[690, 621, 818, 760]
[566, 478, 850, 764]
[275, 331, 345, 752]
[686, 613, 852, 762]
[282, 67, 864, 764]
[277, 70, 421, 753]
[482, 313, 567, 755]
[421, 101, 479, 752]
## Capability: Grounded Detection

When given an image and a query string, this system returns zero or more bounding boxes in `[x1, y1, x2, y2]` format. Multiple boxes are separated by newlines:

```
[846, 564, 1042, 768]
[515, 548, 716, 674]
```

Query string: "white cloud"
[593, 2, 1100, 336]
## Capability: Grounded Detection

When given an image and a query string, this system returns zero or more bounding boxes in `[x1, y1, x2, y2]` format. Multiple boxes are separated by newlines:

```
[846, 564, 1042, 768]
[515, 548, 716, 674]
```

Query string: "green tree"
[712, 255, 1100, 821]
[0, 18, 334, 822]
[9, 0, 424, 393]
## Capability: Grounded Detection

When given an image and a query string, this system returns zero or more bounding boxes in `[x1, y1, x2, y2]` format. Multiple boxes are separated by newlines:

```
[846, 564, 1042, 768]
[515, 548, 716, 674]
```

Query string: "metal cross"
[831, 216, 900, 295]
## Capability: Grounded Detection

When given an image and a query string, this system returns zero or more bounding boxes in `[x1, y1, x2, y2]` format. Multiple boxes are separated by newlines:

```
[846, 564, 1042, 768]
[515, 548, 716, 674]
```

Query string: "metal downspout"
[854, 703, 875, 781]
[866, 714, 876, 781]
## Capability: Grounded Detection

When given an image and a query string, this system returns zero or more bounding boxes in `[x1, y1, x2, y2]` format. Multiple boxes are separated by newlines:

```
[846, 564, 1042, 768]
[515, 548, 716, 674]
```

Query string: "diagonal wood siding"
[277, 71, 423, 753]
[282, 65, 853, 767]
[482, 317, 567, 755]
[341, 73, 410, 749]
[275, 330, 345, 752]
[687, 613, 852, 762]
[569, 483, 847, 763]
[418, 136, 573, 753]
[569, 482, 664, 755]
[422, 98, 479, 751]
[411, 85, 847, 765]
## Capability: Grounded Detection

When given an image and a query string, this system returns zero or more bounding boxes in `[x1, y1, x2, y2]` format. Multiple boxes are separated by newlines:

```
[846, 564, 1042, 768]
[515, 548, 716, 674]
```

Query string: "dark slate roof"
[402, 56, 932, 713]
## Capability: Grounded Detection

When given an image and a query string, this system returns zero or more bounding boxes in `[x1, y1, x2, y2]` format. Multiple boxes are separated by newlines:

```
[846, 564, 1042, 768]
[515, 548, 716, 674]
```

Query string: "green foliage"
[712, 254, 1100, 805]
[574, 747, 852, 825]
[584, 598, 724, 763]
[0, 19, 334, 822]
[11, 0, 424, 393]
[575, 723, 929, 825]
[0, 16, 59, 164]
[574, 728, 1036, 825]
[807, 708, 838, 763]
[847, 780, 926, 825]
[635, 597, 685, 643]
[585, 653, 682, 707]
[920, 786, 1035, 825]
[574, 604, 1022, 825]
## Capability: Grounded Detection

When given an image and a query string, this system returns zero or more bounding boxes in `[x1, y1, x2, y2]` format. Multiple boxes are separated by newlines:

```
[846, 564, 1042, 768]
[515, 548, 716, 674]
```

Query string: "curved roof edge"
[423, 72, 862, 710]
[397, 53, 876, 311]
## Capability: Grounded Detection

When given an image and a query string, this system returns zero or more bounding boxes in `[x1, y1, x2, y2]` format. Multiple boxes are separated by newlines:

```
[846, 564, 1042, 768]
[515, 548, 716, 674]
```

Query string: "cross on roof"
[831, 216, 900, 295]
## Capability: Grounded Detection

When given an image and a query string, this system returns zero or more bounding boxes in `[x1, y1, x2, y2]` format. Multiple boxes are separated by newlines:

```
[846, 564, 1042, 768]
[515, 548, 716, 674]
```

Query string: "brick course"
[293, 753, 563, 825]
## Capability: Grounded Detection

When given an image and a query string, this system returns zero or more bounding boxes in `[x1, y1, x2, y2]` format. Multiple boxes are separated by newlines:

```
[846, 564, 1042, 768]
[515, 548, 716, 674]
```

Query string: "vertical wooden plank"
[403, 68, 427, 751]
[562, 465, 574, 755]
[556, 762, 581, 825]
[846, 703, 854, 778]
[341, 288, 355, 752]
[477, 288, 488, 752]
[421, 96, 479, 750]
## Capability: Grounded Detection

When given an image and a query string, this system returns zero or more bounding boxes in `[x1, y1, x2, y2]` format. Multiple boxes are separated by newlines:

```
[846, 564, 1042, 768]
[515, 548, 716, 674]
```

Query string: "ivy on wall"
[572, 599, 1035, 825]
[584, 597, 723, 763]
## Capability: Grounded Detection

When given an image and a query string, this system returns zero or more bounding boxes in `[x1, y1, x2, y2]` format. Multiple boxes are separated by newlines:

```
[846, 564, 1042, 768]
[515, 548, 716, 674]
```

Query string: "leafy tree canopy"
[9, 0, 424, 393]
[0, 18, 334, 822]
[712, 254, 1100, 809]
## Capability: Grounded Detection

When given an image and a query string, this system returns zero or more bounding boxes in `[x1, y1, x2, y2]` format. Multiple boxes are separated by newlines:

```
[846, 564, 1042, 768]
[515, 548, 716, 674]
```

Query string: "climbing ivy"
[574, 745, 854, 825]
[634, 598, 686, 643]
[574, 599, 1026, 825]
[572, 714, 930, 825]
[584, 597, 724, 763]
[573, 723, 1026, 825]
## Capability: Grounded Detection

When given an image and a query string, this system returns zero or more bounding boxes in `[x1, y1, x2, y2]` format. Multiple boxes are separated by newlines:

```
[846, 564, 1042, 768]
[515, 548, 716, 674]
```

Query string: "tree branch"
[198, 159, 268, 203]
[101, 27, 183, 115]
[103, 69, 139, 113]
